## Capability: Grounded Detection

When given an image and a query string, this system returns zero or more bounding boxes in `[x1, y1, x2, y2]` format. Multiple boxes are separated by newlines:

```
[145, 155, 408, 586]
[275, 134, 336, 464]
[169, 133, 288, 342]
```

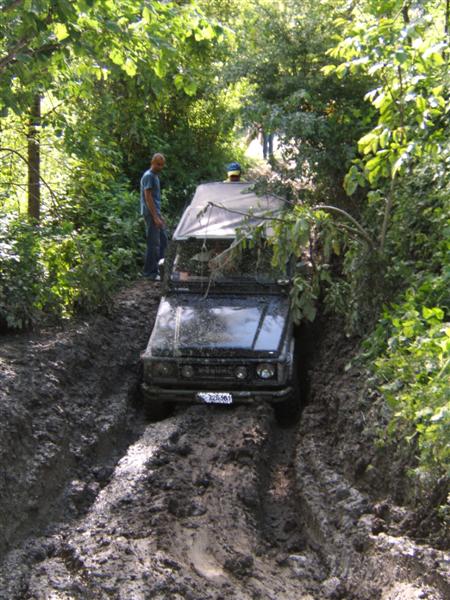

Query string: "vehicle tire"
[274, 354, 301, 425]
[144, 396, 169, 422]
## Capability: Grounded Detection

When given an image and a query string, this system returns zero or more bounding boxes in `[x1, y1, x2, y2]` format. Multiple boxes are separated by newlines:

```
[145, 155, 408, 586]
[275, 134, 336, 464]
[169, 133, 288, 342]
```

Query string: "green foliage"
[233, 0, 450, 489]
[307, 2, 450, 486]
[368, 285, 449, 477]
[42, 231, 117, 316]
[230, 0, 374, 201]
[0, 0, 220, 113]
[325, 0, 450, 253]
[354, 148, 450, 481]
[0, 0, 242, 329]
[324, 241, 390, 333]
[263, 202, 342, 324]
[0, 214, 120, 328]
[0, 215, 44, 330]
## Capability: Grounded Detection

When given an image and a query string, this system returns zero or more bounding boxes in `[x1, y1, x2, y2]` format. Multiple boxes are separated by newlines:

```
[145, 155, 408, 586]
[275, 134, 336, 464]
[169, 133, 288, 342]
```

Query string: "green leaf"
[109, 48, 124, 66]
[321, 65, 336, 76]
[142, 6, 152, 24]
[358, 131, 377, 155]
[53, 23, 70, 41]
[173, 74, 184, 91]
[415, 96, 427, 112]
[379, 129, 390, 148]
[335, 63, 348, 78]
[183, 79, 197, 96]
[422, 306, 444, 322]
[344, 171, 358, 195]
[194, 24, 215, 41]
[123, 59, 137, 77]
[154, 59, 167, 78]
[302, 302, 317, 322]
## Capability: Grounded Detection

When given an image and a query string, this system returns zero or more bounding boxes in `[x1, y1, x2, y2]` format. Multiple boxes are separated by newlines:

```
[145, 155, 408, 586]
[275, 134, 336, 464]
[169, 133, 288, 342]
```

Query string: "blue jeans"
[263, 132, 274, 159]
[144, 215, 167, 277]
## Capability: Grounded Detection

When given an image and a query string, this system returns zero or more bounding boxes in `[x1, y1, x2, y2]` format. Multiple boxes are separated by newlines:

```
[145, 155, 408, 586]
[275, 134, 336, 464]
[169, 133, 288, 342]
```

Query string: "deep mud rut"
[0, 281, 448, 599]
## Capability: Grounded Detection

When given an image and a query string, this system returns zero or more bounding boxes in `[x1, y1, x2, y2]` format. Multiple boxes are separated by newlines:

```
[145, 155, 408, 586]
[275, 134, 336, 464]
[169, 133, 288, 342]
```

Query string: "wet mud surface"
[0, 281, 448, 599]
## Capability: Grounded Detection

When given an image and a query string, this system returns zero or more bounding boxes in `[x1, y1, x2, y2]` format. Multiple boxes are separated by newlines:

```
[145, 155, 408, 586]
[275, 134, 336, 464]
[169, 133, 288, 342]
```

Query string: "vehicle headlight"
[181, 365, 194, 378]
[235, 366, 247, 380]
[153, 362, 173, 377]
[256, 363, 276, 379]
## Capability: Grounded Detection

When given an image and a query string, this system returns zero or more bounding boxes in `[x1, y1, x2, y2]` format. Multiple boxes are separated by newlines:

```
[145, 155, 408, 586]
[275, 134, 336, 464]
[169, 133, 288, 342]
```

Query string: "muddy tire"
[144, 397, 169, 421]
[274, 353, 301, 425]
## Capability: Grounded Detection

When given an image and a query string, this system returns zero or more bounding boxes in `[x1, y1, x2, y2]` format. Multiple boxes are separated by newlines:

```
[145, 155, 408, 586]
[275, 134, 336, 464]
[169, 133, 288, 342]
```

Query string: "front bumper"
[142, 382, 293, 404]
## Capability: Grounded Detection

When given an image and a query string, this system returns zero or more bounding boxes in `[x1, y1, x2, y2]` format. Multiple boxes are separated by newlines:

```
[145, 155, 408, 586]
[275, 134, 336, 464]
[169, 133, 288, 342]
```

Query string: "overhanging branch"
[312, 204, 375, 247]
[0, 146, 60, 206]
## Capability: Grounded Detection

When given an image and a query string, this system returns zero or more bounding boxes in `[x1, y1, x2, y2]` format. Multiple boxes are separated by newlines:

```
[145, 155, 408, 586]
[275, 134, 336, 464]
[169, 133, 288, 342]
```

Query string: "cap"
[227, 161, 241, 175]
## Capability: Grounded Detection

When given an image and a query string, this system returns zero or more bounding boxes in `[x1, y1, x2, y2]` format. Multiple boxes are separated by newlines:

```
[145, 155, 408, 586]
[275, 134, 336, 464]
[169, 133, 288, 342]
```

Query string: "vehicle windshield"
[169, 238, 284, 286]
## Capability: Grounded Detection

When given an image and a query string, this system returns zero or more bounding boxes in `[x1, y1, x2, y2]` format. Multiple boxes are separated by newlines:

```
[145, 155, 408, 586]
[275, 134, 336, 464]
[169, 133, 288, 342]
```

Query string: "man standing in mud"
[140, 153, 167, 280]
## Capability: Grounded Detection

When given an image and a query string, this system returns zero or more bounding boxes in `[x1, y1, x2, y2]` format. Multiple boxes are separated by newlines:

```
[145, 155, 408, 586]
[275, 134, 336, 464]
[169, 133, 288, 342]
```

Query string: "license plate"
[197, 392, 233, 405]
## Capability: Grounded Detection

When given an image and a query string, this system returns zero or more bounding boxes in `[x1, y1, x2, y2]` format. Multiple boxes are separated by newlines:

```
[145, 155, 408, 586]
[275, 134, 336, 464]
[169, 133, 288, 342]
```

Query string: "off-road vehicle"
[141, 181, 298, 412]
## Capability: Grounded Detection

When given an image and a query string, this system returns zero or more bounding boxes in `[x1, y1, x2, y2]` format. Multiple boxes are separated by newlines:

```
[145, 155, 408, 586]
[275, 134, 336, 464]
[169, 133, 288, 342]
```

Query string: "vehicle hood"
[146, 294, 290, 358]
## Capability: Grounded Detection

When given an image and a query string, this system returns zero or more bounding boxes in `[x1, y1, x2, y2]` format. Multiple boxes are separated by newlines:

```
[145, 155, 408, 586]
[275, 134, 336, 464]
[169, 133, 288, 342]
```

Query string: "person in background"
[263, 131, 274, 160]
[225, 161, 242, 182]
[140, 153, 167, 280]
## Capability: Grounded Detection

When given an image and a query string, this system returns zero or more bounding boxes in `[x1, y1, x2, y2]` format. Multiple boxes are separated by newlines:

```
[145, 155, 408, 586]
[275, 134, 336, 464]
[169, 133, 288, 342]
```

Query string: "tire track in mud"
[5, 405, 321, 600]
[1, 398, 448, 599]
[1, 283, 448, 599]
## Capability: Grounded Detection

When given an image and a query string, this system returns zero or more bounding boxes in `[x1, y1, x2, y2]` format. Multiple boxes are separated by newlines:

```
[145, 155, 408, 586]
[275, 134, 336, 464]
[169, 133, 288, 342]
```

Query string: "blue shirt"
[140, 169, 161, 216]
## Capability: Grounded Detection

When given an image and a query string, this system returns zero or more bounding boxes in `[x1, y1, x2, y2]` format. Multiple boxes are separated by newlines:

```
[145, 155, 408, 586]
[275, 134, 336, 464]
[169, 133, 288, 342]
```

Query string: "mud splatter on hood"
[147, 294, 290, 358]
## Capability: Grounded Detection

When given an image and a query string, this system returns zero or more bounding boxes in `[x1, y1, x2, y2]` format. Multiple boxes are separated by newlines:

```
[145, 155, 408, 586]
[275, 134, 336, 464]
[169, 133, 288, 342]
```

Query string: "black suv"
[141, 182, 297, 410]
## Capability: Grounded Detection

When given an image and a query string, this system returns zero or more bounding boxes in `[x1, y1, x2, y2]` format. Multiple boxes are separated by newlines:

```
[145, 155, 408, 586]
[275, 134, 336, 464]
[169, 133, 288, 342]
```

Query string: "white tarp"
[172, 182, 287, 240]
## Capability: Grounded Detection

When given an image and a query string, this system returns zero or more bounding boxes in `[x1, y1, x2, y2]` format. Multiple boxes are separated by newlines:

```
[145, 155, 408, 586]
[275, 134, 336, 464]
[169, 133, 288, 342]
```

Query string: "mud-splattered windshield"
[169, 238, 283, 286]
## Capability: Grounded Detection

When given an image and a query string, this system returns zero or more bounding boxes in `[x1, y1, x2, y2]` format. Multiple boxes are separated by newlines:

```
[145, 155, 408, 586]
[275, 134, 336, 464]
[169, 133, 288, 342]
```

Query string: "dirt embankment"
[0, 282, 160, 561]
[0, 281, 448, 599]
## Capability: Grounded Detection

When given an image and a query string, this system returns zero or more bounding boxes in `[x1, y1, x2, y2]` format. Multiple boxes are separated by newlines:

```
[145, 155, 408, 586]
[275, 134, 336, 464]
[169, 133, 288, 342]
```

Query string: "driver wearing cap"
[225, 161, 242, 182]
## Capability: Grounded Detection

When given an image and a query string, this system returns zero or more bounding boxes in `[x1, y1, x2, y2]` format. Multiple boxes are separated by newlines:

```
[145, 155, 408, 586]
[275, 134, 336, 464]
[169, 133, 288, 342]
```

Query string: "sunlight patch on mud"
[92, 421, 178, 515]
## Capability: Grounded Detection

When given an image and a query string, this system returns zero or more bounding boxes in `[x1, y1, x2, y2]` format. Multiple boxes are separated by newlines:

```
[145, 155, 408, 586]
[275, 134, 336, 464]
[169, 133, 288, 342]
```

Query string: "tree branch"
[0, 146, 60, 206]
[379, 179, 395, 253]
[2, 0, 25, 12]
[0, 39, 30, 71]
[446, 0, 450, 37]
[206, 199, 375, 247]
[0, 10, 59, 73]
[311, 204, 375, 247]
[205, 201, 291, 223]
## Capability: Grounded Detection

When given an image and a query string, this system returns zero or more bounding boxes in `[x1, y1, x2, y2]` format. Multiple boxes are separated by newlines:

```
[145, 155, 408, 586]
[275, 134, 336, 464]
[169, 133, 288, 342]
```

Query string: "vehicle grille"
[189, 364, 240, 380]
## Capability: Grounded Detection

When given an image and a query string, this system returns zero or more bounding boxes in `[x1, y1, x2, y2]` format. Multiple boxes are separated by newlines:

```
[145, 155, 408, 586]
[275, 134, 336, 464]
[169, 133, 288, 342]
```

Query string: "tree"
[327, 0, 450, 250]
[27, 94, 41, 221]
[1, 0, 225, 219]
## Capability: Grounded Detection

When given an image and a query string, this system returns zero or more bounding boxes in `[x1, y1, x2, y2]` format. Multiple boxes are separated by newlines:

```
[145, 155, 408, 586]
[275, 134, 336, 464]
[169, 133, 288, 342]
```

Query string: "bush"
[369, 281, 450, 478]
[0, 214, 44, 330]
[39, 231, 116, 317]
[0, 209, 138, 330]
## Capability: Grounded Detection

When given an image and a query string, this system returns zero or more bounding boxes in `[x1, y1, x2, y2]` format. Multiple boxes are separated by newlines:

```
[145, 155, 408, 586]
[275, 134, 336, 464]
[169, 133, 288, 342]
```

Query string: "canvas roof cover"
[172, 182, 287, 240]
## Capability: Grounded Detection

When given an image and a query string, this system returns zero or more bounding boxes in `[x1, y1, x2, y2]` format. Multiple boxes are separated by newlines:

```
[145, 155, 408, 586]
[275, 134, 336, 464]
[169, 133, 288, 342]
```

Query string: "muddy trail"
[0, 281, 448, 599]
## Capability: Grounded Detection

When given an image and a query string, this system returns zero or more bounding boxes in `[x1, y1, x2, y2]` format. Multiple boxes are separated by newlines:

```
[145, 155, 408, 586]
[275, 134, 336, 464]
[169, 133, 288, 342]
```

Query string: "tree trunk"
[446, 0, 450, 36]
[401, 1, 410, 24]
[27, 94, 41, 221]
